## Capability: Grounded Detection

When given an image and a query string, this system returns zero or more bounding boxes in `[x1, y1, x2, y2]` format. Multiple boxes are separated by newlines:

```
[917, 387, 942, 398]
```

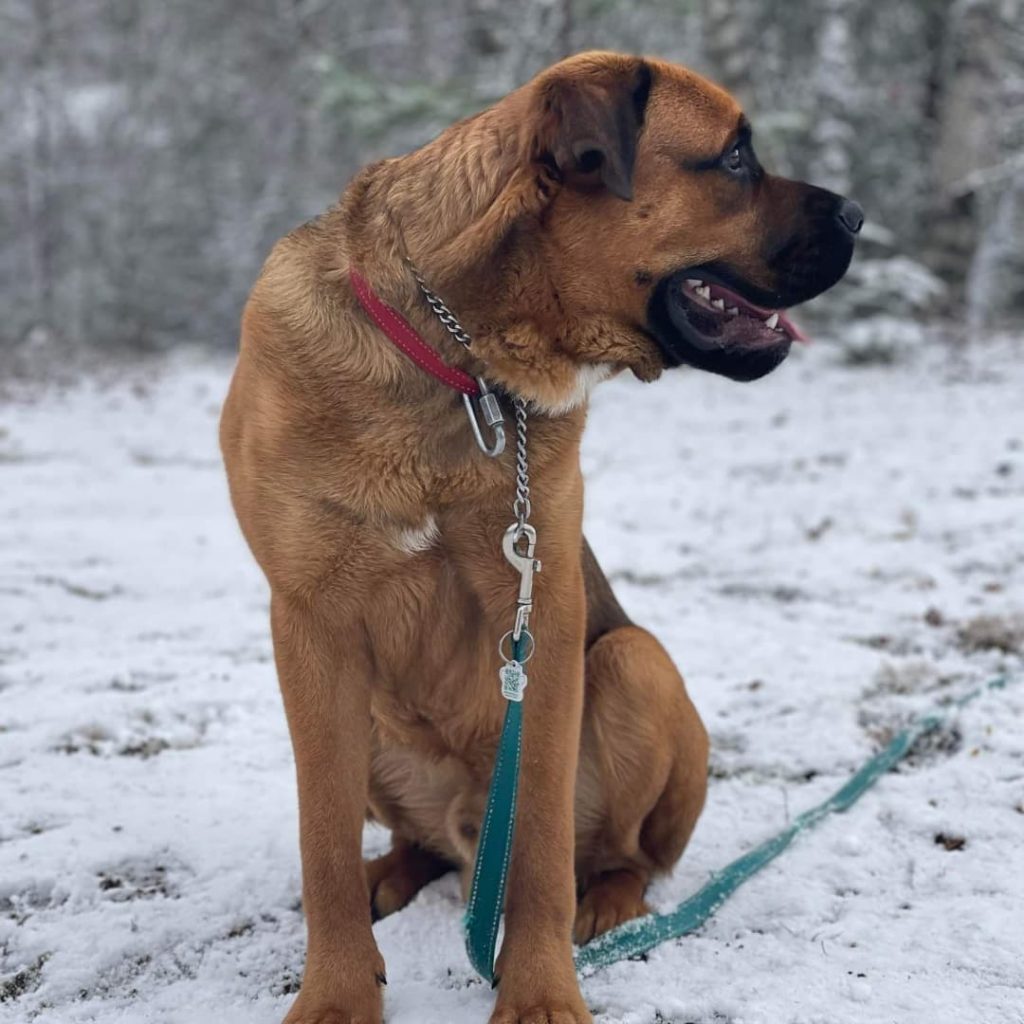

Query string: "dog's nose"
[836, 198, 864, 235]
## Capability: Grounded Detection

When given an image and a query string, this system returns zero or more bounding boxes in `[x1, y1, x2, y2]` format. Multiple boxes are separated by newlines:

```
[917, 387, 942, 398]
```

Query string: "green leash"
[464, 472, 541, 981]
[466, 673, 1012, 980]
[464, 633, 528, 980]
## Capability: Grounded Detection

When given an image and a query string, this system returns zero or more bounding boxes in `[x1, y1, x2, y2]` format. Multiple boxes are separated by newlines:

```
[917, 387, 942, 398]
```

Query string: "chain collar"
[406, 259, 473, 351]
[404, 258, 531, 524]
[511, 398, 531, 528]
[405, 259, 510, 458]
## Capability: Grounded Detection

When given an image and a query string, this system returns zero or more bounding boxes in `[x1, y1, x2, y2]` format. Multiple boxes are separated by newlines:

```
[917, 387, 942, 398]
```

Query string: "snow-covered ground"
[2, 337, 1023, 1024]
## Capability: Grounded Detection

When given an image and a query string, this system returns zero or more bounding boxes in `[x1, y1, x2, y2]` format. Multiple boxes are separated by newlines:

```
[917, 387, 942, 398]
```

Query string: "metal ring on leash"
[498, 628, 535, 664]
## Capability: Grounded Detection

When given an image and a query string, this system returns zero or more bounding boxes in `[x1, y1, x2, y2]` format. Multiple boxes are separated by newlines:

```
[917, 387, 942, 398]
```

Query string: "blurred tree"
[810, 0, 857, 195]
[930, 0, 1024, 328]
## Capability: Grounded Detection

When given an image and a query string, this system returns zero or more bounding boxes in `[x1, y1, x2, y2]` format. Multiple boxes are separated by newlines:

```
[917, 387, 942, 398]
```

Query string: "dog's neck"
[387, 93, 541, 288]
[345, 111, 606, 412]
[340, 84, 659, 415]
[342, 90, 537, 283]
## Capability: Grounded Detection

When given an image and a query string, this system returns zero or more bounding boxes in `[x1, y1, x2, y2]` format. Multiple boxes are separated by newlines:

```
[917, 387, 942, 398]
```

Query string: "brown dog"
[220, 51, 860, 1024]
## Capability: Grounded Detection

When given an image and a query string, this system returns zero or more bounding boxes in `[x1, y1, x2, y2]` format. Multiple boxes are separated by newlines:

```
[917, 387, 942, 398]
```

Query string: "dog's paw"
[283, 1012, 381, 1024]
[282, 953, 385, 1024]
[573, 870, 650, 945]
[489, 953, 591, 1024]
[366, 850, 415, 921]
[365, 844, 451, 921]
[489, 1005, 592, 1024]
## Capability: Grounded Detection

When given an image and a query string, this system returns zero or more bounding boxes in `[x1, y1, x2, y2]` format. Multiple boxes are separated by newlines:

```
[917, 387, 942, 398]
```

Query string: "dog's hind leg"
[366, 839, 454, 921]
[574, 623, 708, 944]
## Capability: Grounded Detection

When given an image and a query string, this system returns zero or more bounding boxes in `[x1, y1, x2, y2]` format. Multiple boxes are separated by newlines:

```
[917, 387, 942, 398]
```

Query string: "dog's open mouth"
[647, 269, 805, 382]
[673, 275, 807, 348]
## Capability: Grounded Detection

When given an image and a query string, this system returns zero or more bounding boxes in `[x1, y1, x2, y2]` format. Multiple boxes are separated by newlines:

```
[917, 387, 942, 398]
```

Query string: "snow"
[2, 336, 1023, 1024]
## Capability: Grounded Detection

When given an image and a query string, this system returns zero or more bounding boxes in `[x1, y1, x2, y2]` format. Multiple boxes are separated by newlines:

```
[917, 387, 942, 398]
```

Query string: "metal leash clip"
[497, 521, 540, 702]
[463, 377, 505, 458]
[502, 522, 540, 641]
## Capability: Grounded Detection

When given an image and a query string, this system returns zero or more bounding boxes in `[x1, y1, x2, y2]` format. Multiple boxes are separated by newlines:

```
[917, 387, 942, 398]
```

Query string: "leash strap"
[574, 673, 1013, 974]
[464, 633, 528, 981]
[464, 458, 539, 980]
[464, 404, 537, 980]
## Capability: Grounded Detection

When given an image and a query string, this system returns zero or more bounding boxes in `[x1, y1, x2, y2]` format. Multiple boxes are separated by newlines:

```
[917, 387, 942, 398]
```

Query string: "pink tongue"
[708, 283, 810, 343]
[777, 312, 809, 343]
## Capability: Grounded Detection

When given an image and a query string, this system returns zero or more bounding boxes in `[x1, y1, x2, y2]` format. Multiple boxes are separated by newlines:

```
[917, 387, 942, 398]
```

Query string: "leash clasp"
[463, 378, 505, 458]
[502, 522, 541, 640]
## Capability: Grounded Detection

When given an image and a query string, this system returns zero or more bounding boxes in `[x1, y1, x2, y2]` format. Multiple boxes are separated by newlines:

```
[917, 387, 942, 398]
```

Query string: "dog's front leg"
[272, 593, 386, 1024]
[491, 548, 590, 1024]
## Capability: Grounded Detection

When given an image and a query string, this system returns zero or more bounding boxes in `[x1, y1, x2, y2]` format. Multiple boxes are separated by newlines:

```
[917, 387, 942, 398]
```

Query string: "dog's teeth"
[712, 298, 725, 310]
[686, 278, 703, 287]
[765, 313, 780, 330]
[727, 306, 739, 315]
[696, 286, 711, 299]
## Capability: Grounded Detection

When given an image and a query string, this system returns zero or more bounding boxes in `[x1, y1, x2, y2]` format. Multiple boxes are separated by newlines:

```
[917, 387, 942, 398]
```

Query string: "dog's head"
[516, 52, 862, 386]
[378, 52, 863, 408]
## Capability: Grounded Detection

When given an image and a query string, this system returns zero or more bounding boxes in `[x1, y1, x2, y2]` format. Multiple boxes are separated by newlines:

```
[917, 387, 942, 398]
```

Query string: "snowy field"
[2, 337, 1023, 1024]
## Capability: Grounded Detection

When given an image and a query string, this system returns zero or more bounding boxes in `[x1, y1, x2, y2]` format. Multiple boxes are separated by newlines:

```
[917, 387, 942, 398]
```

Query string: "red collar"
[349, 269, 480, 397]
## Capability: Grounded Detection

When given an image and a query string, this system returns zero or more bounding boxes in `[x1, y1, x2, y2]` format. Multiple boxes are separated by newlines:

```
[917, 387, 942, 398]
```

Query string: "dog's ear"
[533, 58, 652, 202]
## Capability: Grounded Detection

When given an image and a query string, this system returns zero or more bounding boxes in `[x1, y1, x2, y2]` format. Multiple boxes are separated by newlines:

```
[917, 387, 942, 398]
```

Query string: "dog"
[220, 50, 861, 1024]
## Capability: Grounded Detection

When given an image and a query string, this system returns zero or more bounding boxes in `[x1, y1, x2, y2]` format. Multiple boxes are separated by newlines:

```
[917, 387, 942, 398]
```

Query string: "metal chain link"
[512, 397, 530, 527]
[405, 259, 473, 351]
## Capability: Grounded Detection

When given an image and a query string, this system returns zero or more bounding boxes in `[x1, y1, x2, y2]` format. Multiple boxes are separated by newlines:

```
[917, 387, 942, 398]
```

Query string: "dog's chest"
[369, 671, 504, 779]
[360, 557, 506, 767]
[367, 659, 502, 868]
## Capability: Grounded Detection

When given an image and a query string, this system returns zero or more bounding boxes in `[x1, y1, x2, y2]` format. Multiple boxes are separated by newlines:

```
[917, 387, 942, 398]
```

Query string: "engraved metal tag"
[499, 660, 528, 702]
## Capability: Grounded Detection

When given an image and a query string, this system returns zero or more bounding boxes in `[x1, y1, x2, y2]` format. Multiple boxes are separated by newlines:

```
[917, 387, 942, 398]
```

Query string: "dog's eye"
[724, 145, 743, 173]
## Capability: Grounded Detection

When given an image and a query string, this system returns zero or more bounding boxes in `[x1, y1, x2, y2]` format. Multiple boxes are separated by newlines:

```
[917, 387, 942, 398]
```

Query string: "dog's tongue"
[777, 311, 809, 343]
